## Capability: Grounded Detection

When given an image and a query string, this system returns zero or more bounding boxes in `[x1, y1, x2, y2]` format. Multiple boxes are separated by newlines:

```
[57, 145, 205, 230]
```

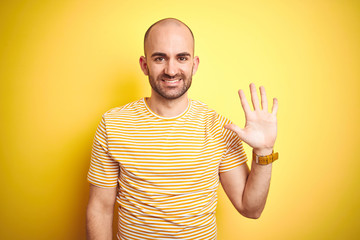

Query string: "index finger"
[238, 89, 251, 115]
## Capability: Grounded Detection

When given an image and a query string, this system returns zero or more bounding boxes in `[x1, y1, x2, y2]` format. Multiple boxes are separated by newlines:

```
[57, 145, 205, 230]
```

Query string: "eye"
[154, 57, 165, 62]
[178, 56, 188, 61]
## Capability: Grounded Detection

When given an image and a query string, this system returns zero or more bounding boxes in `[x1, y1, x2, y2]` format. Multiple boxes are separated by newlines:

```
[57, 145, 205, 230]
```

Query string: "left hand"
[224, 83, 278, 155]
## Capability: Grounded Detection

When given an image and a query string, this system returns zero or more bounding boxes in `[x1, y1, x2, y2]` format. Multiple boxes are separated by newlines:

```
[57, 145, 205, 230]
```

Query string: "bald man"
[86, 18, 278, 240]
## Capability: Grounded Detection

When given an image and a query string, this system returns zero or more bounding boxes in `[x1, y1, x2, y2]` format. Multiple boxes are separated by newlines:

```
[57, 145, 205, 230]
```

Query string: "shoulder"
[190, 99, 232, 126]
[97, 99, 147, 128]
[190, 99, 216, 116]
[190, 99, 239, 145]
[102, 98, 144, 119]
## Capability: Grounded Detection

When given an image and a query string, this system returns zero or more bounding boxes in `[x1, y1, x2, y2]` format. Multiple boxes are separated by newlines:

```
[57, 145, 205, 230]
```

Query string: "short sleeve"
[218, 118, 248, 173]
[87, 115, 119, 188]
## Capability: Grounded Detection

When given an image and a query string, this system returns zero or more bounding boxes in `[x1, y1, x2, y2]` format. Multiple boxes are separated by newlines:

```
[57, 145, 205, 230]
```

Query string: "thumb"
[224, 124, 245, 139]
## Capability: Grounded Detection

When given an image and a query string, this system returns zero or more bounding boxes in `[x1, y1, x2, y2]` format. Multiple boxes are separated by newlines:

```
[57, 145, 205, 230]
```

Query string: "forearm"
[86, 204, 114, 240]
[86, 185, 117, 240]
[222, 83, 278, 219]
[241, 148, 273, 218]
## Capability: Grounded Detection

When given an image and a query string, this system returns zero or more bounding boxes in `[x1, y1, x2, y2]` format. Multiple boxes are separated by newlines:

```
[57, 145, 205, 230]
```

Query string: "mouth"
[162, 78, 182, 84]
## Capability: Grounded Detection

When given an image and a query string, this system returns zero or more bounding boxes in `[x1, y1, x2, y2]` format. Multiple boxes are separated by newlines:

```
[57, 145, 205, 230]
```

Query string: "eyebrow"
[177, 52, 191, 57]
[151, 52, 167, 58]
[150, 52, 192, 58]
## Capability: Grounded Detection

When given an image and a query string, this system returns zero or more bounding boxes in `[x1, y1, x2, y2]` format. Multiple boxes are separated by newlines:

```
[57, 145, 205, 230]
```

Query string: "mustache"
[159, 73, 185, 80]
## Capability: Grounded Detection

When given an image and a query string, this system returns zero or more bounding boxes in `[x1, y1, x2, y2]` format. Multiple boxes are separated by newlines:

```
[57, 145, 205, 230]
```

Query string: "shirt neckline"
[142, 97, 192, 120]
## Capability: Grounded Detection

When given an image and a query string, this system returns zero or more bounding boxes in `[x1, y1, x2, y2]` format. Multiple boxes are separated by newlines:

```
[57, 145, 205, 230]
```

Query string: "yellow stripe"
[87, 98, 247, 239]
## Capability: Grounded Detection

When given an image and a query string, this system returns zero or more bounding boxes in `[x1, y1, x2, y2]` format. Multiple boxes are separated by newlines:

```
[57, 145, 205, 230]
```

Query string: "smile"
[162, 79, 181, 83]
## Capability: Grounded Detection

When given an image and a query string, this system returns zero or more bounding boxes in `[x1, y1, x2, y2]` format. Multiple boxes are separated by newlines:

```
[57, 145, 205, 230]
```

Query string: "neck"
[146, 92, 189, 118]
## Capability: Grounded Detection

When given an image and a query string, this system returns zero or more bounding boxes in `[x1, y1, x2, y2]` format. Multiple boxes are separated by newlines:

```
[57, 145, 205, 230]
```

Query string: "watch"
[253, 150, 279, 165]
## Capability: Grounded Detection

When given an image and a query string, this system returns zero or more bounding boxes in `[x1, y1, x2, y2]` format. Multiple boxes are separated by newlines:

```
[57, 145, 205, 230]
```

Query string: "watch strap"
[253, 151, 279, 165]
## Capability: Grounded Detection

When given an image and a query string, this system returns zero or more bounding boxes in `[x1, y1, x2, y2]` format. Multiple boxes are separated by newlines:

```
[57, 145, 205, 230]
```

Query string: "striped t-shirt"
[87, 98, 247, 240]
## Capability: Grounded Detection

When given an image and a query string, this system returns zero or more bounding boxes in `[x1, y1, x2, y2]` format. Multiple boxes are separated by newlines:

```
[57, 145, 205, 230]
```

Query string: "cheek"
[182, 64, 193, 75]
[148, 64, 164, 75]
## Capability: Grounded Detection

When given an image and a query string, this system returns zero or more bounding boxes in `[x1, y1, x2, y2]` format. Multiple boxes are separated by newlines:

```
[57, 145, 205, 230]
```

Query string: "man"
[86, 18, 278, 240]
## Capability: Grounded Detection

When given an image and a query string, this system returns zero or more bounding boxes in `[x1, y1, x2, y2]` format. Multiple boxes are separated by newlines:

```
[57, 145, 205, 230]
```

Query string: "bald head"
[144, 18, 195, 56]
[139, 18, 200, 101]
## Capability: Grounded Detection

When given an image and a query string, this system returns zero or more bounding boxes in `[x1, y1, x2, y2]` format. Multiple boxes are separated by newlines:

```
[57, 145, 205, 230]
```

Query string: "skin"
[139, 19, 199, 117]
[86, 18, 279, 239]
[221, 84, 278, 218]
[86, 185, 116, 240]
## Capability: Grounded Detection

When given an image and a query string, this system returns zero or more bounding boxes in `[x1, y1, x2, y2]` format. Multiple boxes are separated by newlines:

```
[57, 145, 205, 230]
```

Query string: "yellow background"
[1, 0, 359, 239]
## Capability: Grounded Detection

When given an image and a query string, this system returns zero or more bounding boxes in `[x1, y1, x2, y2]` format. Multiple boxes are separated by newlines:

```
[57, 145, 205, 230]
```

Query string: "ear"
[192, 56, 200, 76]
[139, 56, 149, 75]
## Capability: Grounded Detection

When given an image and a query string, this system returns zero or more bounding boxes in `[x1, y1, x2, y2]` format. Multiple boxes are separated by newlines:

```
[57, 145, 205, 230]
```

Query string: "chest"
[106, 120, 225, 175]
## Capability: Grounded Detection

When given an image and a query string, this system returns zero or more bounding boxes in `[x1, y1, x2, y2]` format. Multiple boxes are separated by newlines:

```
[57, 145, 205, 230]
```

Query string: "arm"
[222, 83, 278, 219]
[220, 152, 272, 219]
[86, 184, 117, 240]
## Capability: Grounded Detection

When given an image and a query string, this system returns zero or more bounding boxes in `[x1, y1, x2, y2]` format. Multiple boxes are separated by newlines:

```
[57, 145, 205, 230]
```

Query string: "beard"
[148, 70, 193, 100]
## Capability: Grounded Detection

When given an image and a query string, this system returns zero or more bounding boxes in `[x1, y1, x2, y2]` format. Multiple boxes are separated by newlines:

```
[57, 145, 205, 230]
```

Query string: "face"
[140, 23, 199, 100]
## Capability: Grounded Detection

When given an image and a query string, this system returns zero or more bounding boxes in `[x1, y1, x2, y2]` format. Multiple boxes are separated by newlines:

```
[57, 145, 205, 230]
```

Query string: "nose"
[164, 59, 177, 77]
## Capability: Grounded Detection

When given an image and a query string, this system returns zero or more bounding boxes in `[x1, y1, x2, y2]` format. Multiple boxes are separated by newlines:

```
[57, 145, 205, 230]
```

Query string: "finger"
[224, 124, 245, 140]
[271, 98, 278, 115]
[238, 89, 251, 115]
[259, 86, 268, 112]
[250, 83, 260, 110]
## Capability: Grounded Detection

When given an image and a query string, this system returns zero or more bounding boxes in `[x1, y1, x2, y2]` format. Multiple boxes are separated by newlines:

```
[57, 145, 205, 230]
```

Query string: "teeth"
[163, 79, 180, 83]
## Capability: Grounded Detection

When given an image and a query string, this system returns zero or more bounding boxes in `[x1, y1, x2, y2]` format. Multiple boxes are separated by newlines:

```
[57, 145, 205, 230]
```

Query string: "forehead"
[145, 23, 194, 56]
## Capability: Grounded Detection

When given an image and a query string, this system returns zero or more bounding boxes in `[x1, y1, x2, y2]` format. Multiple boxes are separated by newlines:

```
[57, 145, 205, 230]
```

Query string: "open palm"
[224, 83, 278, 153]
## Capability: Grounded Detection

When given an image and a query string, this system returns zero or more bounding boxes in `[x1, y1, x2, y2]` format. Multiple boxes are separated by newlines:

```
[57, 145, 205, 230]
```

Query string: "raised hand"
[224, 83, 278, 155]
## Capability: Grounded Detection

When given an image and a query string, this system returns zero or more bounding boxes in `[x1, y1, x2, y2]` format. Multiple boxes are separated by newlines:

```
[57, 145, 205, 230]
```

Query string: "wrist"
[253, 148, 273, 156]
[252, 148, 279, 165]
